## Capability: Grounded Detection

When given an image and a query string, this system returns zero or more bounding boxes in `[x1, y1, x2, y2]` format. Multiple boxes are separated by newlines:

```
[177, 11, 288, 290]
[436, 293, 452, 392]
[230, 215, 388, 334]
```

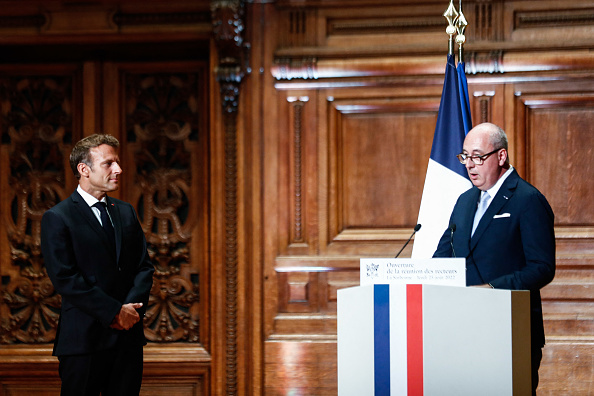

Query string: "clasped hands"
[110, 302, 143, 330]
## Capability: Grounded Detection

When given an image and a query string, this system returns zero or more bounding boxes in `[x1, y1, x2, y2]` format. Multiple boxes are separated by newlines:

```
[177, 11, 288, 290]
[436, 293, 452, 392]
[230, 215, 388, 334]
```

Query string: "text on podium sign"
[360, 258, 466, 287]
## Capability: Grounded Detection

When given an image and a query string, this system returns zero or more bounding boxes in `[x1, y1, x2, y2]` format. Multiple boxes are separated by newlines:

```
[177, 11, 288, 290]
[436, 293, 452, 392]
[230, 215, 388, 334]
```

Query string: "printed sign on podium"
[360, 257, 466, 287]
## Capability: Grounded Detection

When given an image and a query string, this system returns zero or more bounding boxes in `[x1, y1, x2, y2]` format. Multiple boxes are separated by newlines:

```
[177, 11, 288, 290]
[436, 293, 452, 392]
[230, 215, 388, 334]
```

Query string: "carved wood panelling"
[511, 83, 594, 361]
[113, 10, 211, 28]
[287, 96, 309, 246]
[326, 14, 444, 36]
[277, 8, 318, 48]
[122, 66, 208, 344]
[514, 87, 594, 227]
[326, 95, 437, 252]
[469, 0, 503, 42]
[0, 4, 211, 37]
[273, 263, 358, 337]
[514, 7, 594, 29]
[212, 0, 249, 393]
[507, 2, 594, 43]
[474, 90, 495, 123]
[0, 67, 80, 345]
[467, 83, 505, 127]
[0, 14, 46, 31]
[278, 93, 319, 256]
[264, 341, 337, 395]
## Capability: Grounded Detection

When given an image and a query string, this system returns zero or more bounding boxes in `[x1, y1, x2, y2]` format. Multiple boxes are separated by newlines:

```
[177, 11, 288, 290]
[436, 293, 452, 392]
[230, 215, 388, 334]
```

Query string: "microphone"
[394, 224, 422, 258]
[449, 223, 457, 258]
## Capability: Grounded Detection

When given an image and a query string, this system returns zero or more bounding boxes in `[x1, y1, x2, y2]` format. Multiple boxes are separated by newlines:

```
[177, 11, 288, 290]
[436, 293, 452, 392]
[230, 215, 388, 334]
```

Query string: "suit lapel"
[470, 170, 519, 250]
[71, 191, 108, 244]
[71, 191, 118, 262]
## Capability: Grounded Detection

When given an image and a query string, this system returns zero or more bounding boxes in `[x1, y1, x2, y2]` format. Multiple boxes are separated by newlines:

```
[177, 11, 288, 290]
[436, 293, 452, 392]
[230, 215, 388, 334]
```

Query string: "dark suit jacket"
[41, 190, 154, 356]
[433, 169, 555, 347]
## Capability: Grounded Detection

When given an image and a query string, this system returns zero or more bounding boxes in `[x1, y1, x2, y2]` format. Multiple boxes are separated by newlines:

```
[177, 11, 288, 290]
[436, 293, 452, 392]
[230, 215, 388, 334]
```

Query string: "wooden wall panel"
[331, 102, 435, 229]
[324, 89, 442, 255]
[521, 98, 594, 226]
[264, 341, 337, 396]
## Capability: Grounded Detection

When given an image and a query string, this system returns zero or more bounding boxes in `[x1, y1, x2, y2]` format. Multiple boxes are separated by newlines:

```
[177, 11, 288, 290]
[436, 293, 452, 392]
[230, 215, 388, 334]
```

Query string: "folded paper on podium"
[337, 259, 531, 395]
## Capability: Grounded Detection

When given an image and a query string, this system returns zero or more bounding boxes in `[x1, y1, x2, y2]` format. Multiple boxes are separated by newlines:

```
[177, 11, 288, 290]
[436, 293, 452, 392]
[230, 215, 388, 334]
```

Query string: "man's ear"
[77, 162, 89, 178]
[498, 149, 508, 166]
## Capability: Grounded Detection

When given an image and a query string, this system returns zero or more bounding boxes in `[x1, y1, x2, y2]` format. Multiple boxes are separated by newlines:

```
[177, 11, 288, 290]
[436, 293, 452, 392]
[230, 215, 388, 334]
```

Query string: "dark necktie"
[93, 201, 116, 247]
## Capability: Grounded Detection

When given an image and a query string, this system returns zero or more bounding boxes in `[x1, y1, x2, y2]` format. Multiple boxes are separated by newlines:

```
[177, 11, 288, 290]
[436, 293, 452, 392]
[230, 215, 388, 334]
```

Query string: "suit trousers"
[532, 346, 543, 396]
[58, 342, 143, 396]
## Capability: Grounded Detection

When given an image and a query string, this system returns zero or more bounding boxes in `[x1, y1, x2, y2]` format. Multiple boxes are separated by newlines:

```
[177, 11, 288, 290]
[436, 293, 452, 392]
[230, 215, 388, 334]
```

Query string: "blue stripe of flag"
[457, 62, 472, 134]
[429, 54, 471, 179]
[374, 284, 391, 395]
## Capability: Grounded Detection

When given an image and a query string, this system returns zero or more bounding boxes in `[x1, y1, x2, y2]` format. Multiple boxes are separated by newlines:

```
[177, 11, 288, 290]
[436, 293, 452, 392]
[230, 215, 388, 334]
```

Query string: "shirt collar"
[484, 165, 514, 200]
[77, 185, 107, 207]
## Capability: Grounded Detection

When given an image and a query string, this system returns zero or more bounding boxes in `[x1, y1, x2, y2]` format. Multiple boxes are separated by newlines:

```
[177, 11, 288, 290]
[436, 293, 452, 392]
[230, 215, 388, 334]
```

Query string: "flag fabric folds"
[412, 54, 472, 258]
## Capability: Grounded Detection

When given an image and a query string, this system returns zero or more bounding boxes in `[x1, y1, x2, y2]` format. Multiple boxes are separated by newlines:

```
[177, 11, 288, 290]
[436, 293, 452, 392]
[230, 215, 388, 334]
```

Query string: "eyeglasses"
[456, 148, 502, 165]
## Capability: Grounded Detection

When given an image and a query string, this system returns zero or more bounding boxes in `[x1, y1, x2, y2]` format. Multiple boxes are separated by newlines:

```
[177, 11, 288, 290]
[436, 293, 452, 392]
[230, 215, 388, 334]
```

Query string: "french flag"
[412, 55, 472, 258]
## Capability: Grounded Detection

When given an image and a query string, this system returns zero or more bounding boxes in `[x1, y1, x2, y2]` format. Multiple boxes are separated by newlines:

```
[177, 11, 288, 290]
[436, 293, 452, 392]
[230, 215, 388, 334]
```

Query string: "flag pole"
[412, 0, 473, 258]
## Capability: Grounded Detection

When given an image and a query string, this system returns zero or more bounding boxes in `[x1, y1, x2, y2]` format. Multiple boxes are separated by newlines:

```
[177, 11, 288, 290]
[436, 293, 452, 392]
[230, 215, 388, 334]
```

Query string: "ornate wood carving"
[113, 11, 211, 27]
[287, 96, 309, 244]
[0, 75, 74, 344]
[466, 50, 504, 74]
[0, 14, 46, 30]
[211, 0, 249, 394]
[514, 8, 594, 29]
[124, 72, 202, 343]
[470, 0, 503, 42]
[327, 15, 444, 35]
[273, 58, 318, 80]
[472, 90, 495, 123]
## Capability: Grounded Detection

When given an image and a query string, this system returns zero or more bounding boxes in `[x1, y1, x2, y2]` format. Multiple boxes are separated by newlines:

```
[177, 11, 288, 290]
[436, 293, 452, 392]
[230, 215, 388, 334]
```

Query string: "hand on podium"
[473, 283, 494, 289]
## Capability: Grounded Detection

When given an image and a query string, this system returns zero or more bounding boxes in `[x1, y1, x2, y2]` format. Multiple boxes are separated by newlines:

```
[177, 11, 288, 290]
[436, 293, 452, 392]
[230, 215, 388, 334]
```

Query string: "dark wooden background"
[0, 0, 592, 395]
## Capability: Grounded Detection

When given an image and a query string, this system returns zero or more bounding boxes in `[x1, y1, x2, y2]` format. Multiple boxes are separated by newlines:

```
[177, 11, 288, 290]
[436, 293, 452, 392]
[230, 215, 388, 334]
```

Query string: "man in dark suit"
[41, 134, 154, 396]
[433, 122, 555, 394]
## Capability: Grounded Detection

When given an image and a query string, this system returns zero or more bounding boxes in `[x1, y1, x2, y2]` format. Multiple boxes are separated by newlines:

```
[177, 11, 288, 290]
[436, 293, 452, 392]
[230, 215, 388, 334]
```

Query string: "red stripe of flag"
[407, 284, 424, 395]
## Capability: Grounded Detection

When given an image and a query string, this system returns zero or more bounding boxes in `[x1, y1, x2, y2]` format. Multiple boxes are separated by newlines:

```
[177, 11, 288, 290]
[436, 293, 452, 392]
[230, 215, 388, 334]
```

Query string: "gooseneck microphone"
[394, 224, 422, 258]
[449, 223, 457, 258]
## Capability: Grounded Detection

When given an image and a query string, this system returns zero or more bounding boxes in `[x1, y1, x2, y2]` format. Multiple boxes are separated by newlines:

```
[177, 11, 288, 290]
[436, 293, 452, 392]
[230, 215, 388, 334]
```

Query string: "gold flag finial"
[443, 0, 459, 56]
[456, 0, 468, 62]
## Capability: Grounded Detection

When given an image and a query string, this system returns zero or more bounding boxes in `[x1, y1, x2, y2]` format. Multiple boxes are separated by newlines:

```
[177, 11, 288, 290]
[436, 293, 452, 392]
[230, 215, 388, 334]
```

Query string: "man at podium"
[433, 122, 556, 395]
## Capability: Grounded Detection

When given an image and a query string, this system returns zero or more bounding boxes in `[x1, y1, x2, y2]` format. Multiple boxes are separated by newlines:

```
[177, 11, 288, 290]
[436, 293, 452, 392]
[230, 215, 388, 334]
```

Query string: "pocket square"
[493, 213, 511, 218]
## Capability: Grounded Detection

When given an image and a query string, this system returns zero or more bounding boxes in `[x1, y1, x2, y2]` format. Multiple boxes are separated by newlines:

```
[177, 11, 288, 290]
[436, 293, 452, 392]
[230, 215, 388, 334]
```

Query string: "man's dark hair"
[69, 134, 120, 179]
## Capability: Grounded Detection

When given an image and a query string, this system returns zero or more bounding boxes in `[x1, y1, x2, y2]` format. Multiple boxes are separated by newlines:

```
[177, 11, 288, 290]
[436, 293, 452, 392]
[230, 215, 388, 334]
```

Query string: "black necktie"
[93, 201, 116, 247]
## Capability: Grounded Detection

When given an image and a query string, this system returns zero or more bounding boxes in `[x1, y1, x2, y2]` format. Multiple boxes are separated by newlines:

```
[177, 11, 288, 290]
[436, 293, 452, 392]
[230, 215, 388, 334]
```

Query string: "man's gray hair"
[487, 123, 508, 151]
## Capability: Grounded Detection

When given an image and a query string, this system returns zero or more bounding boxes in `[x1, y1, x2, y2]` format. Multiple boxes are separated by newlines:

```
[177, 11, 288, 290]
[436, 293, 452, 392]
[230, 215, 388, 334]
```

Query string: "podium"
[337, 260, 532, 396]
